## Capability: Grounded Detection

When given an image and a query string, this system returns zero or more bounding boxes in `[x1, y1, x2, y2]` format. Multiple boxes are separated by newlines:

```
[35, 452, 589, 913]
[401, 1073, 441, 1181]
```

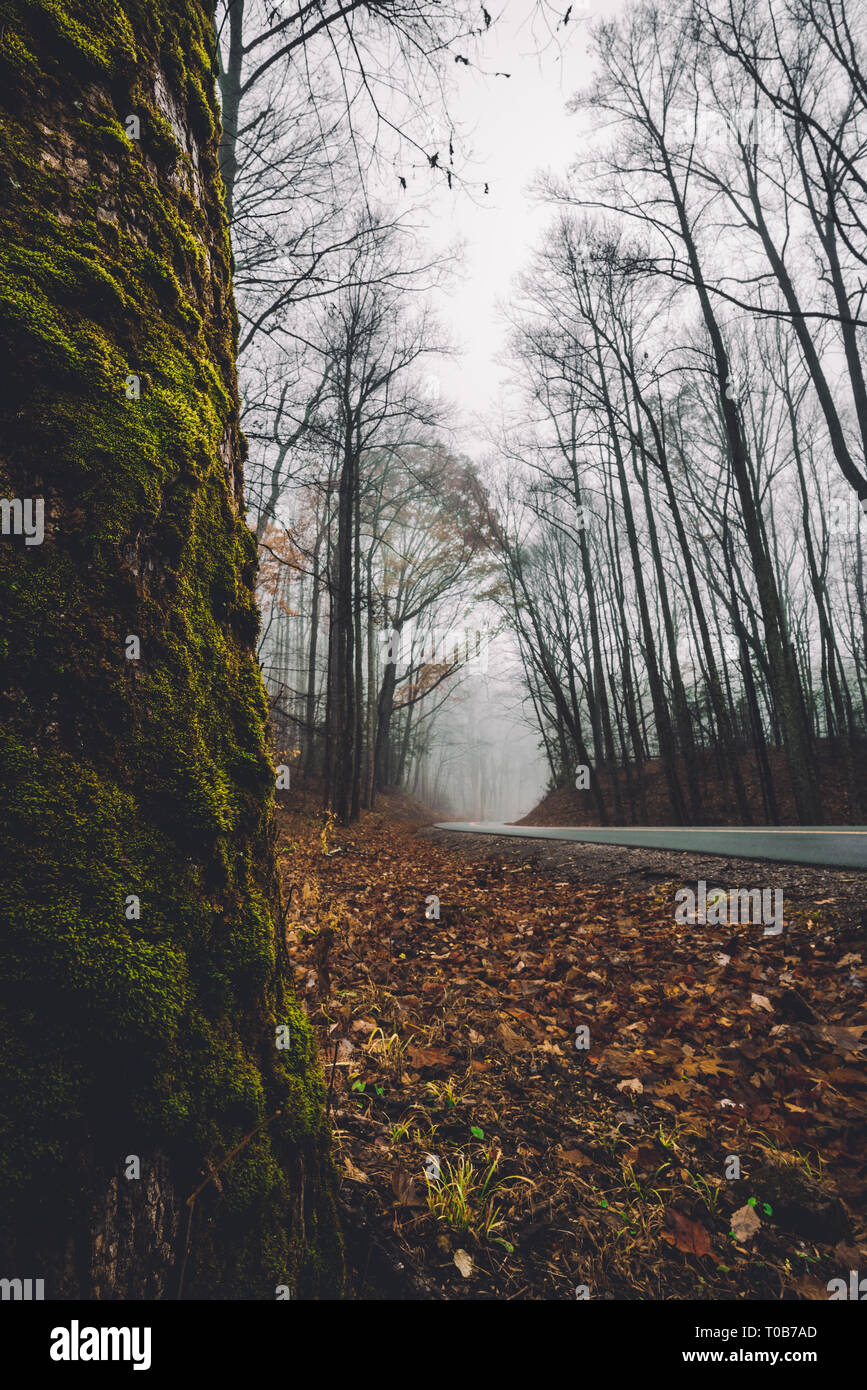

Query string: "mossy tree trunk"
[0, 0, 341, 1298]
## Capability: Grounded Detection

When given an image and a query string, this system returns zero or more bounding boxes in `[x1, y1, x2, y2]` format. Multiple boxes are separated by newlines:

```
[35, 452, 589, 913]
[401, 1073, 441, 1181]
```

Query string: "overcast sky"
[411, 0, 625, 447]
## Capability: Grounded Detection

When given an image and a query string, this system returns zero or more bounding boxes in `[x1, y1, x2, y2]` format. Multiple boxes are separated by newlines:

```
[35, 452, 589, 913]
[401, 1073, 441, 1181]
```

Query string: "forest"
[0, 0, 866, 1328]
[241, 0, 867, 828]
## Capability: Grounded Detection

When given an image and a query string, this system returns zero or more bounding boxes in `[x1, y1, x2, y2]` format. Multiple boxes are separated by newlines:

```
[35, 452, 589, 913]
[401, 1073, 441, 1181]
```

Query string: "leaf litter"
[278, 793, 867, 1300]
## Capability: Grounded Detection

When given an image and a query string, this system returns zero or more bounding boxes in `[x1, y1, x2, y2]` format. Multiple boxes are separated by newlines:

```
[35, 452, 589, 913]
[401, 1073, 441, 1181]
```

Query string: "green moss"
[186, 72, 216, 142]
[92, 115, 135, 157]
[0, 26, 40, 90]
[144, 106, 183, 169]
[21, 0, 138, 78]
[0, 0, 342, 1298]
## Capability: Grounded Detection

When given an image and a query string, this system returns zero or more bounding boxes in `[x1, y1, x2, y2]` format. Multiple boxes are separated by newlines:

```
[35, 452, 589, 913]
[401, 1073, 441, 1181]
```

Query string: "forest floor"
[276, 789, 867, 1301]
[522, 740, 867, 827]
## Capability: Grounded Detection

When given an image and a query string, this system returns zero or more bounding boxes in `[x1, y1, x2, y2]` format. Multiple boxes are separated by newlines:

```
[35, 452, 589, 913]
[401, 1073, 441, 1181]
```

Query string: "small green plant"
[684, 1170, 723, 1215]
[753, 1134, 825, 1181]
[425, 1154, 504, 1239]
[747, 1195, 773, 1216]
[425, 1151, 532, 1243]
[425, 1076, 462, 1109]
[657, 1122, 680, 1151]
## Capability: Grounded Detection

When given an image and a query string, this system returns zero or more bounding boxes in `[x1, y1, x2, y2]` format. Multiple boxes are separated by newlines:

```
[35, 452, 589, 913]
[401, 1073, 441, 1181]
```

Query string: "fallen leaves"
[558, 1148, 593, 1167]
[623, 1143, 658, 1171]
[682, 1056, 729, 1077]
[453, 1249, 474, 1278]
[661, 1209, 712, 1257]
[496, 1020, 530, 1054]
[343, 1156, 368, 1183]
[278, 790, 867, 1303]
[750, 992, 774, 1013]
[405, 1044, 453, 1070]
[391, 1169, 424, 1207]
[730, 1202, 762, 1243]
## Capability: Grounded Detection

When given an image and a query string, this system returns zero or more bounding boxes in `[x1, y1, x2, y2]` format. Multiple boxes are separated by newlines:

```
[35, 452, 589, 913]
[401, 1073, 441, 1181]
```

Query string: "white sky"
[413, 0, 625, 446]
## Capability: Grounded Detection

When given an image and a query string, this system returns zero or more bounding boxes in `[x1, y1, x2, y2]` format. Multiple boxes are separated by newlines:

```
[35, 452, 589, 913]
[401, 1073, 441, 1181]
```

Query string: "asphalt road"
[433, 823, 867, 871]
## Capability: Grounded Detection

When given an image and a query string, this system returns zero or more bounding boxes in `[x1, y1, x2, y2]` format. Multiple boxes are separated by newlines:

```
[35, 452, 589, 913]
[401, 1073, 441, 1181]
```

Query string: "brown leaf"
[816, 1024, 865, 1053]
[654, 1079, 691, 1099]
[343, 1156, 368, 1183]
[406, 1044, 453, 1070]
[750, 993, 774, 1013]
[391, 1169, 424, 1207]
[793, 1274, 833, 1300]
[661, 1209, 712, 1257]
[624, 1144, 658, 1171]
[453, 1248, 474, 1278]
[559, 1148, 592, 1167]
[683, 1056, 728, 1077]
[730, 1202, 762, 1243]
[497, 1021, 529, 1054]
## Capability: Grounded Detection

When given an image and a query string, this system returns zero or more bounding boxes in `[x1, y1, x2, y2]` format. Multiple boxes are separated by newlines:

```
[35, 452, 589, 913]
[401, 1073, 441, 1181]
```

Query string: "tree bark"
[0, 0, 341, 1298]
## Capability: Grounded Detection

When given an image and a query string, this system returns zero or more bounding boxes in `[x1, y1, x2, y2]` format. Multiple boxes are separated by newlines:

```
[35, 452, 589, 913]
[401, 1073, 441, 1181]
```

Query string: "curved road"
[433, 823, 867, 871]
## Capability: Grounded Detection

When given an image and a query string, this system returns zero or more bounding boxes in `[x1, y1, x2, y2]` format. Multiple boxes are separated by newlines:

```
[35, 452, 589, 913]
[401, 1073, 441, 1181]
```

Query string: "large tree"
[0, 0, 340, 1297]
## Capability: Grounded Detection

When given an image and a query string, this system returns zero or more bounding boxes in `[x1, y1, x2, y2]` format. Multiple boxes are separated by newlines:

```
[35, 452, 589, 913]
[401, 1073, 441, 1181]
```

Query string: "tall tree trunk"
[374, 647, 398, 791]
[632, 386, 751, 823]
[364, 553, 377, 808]
[592, 332, 688, 822]
[0, 0, 341, 1298]
[662, 154, 823, 821]
[351, 459, 363, 820]
[331, 415, 356, 821]
[217, 0, 245, 227]
[305, 532, 323, 774]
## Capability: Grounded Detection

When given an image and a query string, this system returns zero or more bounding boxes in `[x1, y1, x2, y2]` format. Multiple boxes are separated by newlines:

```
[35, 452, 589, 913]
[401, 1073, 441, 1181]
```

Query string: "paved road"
[433, 823, 867, 871]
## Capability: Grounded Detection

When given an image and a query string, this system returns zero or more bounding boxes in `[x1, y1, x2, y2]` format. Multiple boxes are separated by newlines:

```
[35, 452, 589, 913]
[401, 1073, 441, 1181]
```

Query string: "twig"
[175, 1107, 283, 1299]
[325, 1035, 340, 1119]
[186, 1108, 283, 1206]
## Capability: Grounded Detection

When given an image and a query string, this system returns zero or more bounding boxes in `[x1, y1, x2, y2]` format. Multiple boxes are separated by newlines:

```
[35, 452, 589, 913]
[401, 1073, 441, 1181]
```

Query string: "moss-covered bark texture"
[0, 0, 342, 1298]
